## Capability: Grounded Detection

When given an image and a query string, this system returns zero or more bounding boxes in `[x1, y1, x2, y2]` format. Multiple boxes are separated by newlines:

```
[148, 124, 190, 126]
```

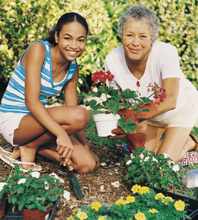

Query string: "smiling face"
[55, 21, 87, 61]
[122, 18, 152, 65]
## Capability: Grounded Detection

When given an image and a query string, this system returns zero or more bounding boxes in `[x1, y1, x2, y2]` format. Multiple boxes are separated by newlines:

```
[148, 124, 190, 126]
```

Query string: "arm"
[64, 66, 90, 151]
[24, 42, 74, 164]
[136, 78, 179, 121]
[157, 77, 179, 113]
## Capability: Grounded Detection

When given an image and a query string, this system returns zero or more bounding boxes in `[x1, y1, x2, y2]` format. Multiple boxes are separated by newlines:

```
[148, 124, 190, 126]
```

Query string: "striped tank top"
[0, 40, 77, 113]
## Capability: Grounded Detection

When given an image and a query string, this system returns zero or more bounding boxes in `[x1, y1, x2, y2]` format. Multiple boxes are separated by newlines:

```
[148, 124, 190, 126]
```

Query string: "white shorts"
[145, 87, 198, 128]
[0, 112, 26, 146]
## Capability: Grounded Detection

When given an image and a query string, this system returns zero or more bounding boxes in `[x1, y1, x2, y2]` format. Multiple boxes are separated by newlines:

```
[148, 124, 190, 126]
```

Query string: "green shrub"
[0, 0, 197, 98]
[0, 0, 63, 86]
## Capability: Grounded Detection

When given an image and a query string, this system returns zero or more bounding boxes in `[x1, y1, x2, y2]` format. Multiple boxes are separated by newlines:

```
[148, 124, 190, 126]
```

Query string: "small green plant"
[67, 185, 189, 220]
[123, 147, 180, 191]
[5, 165, 64, 212]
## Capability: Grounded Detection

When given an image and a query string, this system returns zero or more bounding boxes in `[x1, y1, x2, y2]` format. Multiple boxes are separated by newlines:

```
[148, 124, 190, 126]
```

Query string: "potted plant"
[123, 147, 180, 191]
[5, 165, 64, 220]
[67, 185, 190, 220]
[0, 181, 7, 218]
[85, 70, 121, 137]
[86, 70, 166, 137]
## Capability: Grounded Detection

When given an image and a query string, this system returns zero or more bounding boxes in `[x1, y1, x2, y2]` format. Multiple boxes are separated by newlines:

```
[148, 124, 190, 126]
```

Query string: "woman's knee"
[76, 158, 97, 174]
[72, 107, 89, 128]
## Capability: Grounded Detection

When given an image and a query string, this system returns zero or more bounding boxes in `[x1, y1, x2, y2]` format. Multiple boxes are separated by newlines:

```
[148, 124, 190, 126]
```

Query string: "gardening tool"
[68, 165, 84, 200]
[182, 169, 198, 199]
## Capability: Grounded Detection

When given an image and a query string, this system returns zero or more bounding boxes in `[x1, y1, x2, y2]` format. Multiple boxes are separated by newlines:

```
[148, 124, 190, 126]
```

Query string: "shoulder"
[152, 40, 177, 53]
[105, 45, 124, 62]
[28, 41, 45, 52]
[26, 41, 46, 61]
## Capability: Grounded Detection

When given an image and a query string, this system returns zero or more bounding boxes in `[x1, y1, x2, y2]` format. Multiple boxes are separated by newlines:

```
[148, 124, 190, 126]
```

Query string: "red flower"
[91, 70, 114, 83]
[136, 81, 140, 87]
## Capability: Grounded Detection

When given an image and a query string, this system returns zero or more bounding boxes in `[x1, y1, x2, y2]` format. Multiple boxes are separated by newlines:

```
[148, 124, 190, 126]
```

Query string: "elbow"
[25, 98, 31, 109]
[168, 99, 177, 111]
[25, 96, 38, 111]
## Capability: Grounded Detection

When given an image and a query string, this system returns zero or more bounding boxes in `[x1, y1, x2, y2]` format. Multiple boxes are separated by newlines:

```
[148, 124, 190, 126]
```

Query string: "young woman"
[0, 12, 99, 173]
[105, 5, 198, 162]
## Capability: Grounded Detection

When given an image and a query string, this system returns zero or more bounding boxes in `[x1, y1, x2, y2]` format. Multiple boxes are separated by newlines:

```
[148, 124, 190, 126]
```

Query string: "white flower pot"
[93, 113, 120, 137]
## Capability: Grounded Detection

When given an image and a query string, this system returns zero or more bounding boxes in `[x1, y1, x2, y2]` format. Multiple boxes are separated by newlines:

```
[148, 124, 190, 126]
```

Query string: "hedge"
[0, 0, 197, 96]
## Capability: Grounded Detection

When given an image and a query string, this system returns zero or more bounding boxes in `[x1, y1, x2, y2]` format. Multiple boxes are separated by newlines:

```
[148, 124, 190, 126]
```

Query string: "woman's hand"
[136, 102, 159, 121]
[56, 133, 74, 166]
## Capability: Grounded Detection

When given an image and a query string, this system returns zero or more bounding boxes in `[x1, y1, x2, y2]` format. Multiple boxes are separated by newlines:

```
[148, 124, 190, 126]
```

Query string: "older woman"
[105, 5, 198, 162]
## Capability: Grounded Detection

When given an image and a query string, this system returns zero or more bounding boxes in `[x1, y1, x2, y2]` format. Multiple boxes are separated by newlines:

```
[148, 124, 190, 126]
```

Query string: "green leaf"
[109, 96, 120, 114]
[140, 97, 152, 103]
[17, 186, 24, 194]
[120, 89, 138, 99]
[117, 117, 136, 133]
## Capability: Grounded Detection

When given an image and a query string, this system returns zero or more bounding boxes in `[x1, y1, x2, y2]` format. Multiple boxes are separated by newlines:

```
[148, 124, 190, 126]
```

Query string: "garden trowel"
[68, 165, 84, 200]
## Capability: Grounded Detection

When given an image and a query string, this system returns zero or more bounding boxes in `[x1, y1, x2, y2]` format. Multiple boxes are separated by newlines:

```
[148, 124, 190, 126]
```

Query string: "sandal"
[0, 146, 12, 156]
[0, 151, 42, 172]
[189, 133, 198, 151]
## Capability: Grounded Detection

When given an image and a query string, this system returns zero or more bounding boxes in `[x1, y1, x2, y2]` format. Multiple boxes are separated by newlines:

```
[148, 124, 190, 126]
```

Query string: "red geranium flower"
[91, 70, 114, 83]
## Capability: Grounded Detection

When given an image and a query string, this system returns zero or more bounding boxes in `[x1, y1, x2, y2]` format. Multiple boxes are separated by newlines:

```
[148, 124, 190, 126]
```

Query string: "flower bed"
[67, 185, 193, 220]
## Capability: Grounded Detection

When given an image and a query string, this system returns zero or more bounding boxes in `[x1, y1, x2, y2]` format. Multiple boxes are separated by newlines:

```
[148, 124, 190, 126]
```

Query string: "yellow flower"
[161, 198, 166, 204]
[165, 196, 174, 202]
[134, 212, 146, 220]
[115, 199, 128, 205]
[131, 184, 141, 194]
[174, 200, 185, 211]
[76, 210, 88, 220]
[66, 216, 74, 220]
[161, 196, 174, 205]
[91, 202, 102, 211]
[155, 193, 164, 200]
[149, 208, 158, 214]
[73, 209, 77, 214]
[98, 216, 106, 220]
[126, 195, 135, 203]
[139, 186, 150, 194]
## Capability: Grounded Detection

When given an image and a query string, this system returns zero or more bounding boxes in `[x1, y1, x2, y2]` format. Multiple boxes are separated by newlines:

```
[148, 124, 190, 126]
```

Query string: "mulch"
[0, 133, 131, 219]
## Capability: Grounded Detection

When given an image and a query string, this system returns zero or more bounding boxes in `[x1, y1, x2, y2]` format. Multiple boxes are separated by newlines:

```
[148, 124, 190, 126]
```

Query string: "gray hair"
[118, 5, 159, 40]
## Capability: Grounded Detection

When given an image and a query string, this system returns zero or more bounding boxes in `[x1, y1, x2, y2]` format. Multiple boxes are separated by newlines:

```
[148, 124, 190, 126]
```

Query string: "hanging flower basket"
[93, 113, 120, 137]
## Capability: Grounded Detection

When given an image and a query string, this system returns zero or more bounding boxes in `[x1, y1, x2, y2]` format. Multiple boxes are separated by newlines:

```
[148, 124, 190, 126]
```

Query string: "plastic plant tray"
[153, 188, 198, 220]
[0, 199, 59, 220]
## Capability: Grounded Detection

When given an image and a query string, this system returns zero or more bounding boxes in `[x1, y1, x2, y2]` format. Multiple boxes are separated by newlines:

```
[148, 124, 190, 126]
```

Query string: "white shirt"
[105, 40, 197, 121]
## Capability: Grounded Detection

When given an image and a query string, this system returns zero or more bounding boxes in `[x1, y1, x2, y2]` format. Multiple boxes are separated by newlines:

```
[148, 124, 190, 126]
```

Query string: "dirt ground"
[0, 133, 131, 219]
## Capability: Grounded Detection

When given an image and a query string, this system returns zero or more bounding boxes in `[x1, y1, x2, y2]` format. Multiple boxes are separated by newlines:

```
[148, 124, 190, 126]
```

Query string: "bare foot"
[20, 163, 42, 171]
[10, 146, 21, 160]
[19, 145, 41, 171]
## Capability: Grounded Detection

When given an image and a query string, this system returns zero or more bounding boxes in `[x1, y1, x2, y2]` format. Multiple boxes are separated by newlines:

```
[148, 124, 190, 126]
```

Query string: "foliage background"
[0, 0, 198, 101]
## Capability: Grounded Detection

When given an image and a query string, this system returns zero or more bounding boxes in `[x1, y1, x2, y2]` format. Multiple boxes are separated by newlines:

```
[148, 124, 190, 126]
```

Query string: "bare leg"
[10, 146, 20, 160]
[37, 136, 99, 174]
[12, 106, 95, 171]
[157, 127, 193, 162]
[136, 122, 165, 152]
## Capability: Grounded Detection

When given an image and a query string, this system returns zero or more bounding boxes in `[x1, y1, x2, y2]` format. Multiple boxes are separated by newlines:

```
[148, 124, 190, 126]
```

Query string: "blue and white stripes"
[0, 40, 77, 113]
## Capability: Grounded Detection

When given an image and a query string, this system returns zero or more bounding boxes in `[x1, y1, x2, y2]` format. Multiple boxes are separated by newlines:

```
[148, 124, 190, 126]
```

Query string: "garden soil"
[0, 133, 131, 219]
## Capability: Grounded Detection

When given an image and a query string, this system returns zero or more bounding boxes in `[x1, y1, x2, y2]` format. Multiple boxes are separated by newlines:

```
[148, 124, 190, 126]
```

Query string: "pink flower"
[147, 83, 166, 104]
